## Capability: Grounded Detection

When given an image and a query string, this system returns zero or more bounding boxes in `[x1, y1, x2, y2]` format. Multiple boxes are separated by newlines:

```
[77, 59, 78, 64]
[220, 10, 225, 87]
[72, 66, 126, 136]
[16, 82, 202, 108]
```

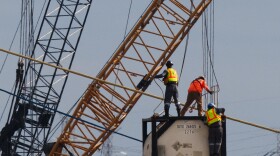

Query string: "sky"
[0, 0, 280, 156]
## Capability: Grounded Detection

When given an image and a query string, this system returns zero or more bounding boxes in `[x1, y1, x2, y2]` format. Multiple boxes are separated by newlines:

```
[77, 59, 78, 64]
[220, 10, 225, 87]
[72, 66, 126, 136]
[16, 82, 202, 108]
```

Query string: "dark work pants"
[209, 126, 223, 156]
[164, 83, 180, 115]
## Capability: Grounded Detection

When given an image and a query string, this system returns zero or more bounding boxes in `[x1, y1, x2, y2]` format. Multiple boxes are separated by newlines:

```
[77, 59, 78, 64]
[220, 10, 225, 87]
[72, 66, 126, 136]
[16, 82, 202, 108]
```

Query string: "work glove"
[221, 114, 226, 121]
[209, 90, 214, 95]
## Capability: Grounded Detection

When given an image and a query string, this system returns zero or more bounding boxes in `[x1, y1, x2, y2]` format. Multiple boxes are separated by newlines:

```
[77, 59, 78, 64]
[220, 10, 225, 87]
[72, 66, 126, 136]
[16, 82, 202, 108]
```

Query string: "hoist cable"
[0, 0, 46, 75]
[5, 0, 29, 124]
[123, 0, 133, 39]
[202, 2, 219, 91]
[178, 6, 193, 85]
[0, 0, 47, 125]
[200, 1, 220, 109]
[178, 33, 190, 84]
[0, 15, 22, 75]
[110, 0, 133, 104]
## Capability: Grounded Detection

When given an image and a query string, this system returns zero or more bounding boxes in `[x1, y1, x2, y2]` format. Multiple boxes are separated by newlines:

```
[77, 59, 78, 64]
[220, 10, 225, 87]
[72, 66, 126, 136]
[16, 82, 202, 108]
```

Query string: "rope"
[225, 116, 280, 134]
[184, 105, 280, 134]
[0, 48, 165, 100]
[1, 49, 279, 136]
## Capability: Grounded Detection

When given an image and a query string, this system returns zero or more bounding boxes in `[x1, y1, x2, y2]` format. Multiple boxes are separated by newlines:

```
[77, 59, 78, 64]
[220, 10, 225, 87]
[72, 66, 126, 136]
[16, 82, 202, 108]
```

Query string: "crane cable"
[0, 2, 26, 123]
[178, 5, 193, 84]
[123, 0, 133, 39]
[202, 2, 220, 92]
[202, 1, 219, 88]
[5, 0, 35, 124]
[201, 1, 220, 111]
[111, 0, 133, 100]
[178, 33, 190, 84]
[0, 0, 47, 124]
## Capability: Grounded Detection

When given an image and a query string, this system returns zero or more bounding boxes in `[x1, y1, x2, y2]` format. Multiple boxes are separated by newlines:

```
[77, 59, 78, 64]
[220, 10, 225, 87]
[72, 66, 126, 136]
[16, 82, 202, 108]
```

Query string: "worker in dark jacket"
[205, 103, 225, 156]
[155, 60, 181, 118]
[181, 76, 213, 116]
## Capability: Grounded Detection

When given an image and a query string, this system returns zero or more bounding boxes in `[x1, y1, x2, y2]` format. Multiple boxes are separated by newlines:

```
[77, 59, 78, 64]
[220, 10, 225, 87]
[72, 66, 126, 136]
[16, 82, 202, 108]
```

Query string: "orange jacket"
[188, 79, 210, 93]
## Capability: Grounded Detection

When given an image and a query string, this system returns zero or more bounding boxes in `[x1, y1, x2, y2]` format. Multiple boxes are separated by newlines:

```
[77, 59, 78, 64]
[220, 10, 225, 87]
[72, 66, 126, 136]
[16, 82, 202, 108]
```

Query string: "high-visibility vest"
[164, 68, 178, 84]
[206, 108, 221, 126]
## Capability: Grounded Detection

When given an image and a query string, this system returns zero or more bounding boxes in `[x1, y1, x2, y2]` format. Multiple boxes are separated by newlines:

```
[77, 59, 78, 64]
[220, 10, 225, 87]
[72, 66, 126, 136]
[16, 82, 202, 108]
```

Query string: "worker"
[180, 76, 213, 116]
[154, 60, 181, 118]
[205, 103, 225, 156]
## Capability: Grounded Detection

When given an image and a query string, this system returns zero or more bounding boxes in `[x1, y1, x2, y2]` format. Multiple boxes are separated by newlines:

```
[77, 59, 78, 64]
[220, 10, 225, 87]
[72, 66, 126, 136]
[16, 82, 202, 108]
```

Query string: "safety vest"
[163, 68, 178, 84]
[206, 108, 221, 126]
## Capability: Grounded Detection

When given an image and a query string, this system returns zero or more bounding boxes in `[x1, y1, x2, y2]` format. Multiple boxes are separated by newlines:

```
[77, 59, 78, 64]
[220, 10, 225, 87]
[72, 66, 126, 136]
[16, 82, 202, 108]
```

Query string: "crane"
[49, 0, 213, 155]
[0, 0, 93, 155]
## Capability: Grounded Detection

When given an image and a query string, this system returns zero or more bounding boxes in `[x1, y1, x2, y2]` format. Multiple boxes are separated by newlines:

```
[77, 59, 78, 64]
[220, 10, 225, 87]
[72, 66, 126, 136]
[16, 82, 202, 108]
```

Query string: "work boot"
[164, 113, 169, 118]
[164, 107, 169, 118]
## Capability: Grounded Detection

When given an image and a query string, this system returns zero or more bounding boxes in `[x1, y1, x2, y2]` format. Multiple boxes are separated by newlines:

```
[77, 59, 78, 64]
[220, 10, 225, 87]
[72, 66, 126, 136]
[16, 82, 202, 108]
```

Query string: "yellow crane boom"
[49, 0, 213, 155]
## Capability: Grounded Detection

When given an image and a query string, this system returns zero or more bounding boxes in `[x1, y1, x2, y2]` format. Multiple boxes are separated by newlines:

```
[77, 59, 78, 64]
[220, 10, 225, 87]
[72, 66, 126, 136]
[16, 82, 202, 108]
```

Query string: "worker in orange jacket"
[180, 76, 213, 116]
[155, 60, 181, 118]
[205, 103, 225, 156]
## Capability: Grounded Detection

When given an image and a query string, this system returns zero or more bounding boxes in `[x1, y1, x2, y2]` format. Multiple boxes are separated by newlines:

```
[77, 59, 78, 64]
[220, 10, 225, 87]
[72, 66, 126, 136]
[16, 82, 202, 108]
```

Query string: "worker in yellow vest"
[205, 103, 225, 156]
[155, 60, 181, 118]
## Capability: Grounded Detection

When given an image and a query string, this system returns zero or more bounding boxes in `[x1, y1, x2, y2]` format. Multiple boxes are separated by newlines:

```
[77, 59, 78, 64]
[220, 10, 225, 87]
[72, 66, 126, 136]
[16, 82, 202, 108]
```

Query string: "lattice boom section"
[51, 0, 212, 155]
[11, 0, 93, 155]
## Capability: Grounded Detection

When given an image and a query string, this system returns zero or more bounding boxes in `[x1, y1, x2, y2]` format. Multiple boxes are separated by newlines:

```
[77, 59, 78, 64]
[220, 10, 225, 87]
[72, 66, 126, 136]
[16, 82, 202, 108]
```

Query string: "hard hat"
[197, 75, 205, 80]
[166, 60, 173, 67]
[207, 103, 215, 109]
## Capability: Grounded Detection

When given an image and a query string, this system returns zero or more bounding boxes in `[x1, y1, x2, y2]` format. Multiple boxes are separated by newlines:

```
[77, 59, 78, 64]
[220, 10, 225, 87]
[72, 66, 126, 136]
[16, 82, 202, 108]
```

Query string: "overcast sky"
[0, 0, 280, 156]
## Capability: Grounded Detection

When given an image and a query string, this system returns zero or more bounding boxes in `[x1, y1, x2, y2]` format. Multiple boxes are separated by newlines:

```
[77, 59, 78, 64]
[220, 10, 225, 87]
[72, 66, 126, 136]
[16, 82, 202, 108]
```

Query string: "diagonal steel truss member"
[50, 0, 212, 155]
